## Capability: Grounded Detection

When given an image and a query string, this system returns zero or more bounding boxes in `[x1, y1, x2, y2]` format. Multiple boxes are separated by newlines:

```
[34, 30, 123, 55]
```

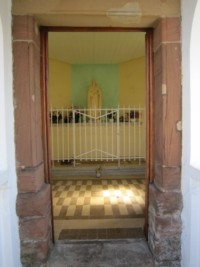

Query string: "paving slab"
[47, 239, 154, 267]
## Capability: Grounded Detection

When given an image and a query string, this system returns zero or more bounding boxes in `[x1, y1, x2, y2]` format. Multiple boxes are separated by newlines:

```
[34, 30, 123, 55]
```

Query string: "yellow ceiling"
[48, 32, 146, 64]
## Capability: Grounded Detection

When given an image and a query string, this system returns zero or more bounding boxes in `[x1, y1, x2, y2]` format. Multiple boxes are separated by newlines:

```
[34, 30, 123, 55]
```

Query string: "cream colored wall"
[119, 57, 145, 107]
[49, 58, 71, 108]
[49, 57, 145, 108]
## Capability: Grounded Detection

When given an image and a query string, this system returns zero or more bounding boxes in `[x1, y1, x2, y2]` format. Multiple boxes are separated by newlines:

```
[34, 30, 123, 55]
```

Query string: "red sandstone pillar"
[13, 15, 52, 266]
[149, 17, 182, 266]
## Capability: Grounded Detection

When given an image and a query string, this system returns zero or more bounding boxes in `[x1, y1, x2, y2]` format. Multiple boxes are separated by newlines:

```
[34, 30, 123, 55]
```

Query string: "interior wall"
[49, 57, 145, 108]
[72, 64, 118, 108]
[49, 58, 71, 108]
[119, 57, 145, 107]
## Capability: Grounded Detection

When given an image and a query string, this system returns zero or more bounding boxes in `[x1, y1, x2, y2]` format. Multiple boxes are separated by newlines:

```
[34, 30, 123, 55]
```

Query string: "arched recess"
[186, 0, 200, 265]
[190, 0, 200, 168]
[182, 0, 200, 266]
[0, 6, 21, 266]
[0, 16, 7, 183]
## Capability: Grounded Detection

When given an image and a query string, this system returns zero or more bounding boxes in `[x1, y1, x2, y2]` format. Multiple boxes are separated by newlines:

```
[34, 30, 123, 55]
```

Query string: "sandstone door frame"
[14, 16, 181, 264]
[40, 27, 154, 239]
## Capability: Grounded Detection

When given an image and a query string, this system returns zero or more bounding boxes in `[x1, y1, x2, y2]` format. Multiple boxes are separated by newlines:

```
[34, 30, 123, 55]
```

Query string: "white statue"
[87, 80, 102, 118]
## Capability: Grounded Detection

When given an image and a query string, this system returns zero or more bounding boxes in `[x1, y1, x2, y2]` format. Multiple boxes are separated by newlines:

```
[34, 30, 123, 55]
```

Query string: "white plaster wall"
[0, 0, 21, 266]
[181, 0, 200, 266]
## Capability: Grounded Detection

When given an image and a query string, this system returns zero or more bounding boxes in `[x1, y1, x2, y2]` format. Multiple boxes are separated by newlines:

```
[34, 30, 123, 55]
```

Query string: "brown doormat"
[58, 228, 145, 240]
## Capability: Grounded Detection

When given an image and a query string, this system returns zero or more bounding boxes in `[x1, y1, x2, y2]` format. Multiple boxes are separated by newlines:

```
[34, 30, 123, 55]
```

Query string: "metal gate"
[50, 107, 145, 167]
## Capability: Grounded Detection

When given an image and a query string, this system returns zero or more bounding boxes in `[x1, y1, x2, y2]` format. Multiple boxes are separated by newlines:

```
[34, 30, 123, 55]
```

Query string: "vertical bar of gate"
[111, 109, 114, 161]
[67, 109, 70, 162]
[134, 106, 136, 162]
[79, 109, 82, 161]
[73, 109, 76, 167]
[50, 107, 54, 167]
[128, 106, 131, 161]
[100, 109, 102, 161]
[143, 107, 146, 161]
[61, 107, 64, 162]
[95, 107, 97, 160]
[90, 111, 93, 161]
[84, 108, 87, 161]
[56, 108, 59, 163]
[106, 108, 108, 161]
[139, 105, 141, 165]
[123, 107, 126, 162]
[117, 107, 120, 167]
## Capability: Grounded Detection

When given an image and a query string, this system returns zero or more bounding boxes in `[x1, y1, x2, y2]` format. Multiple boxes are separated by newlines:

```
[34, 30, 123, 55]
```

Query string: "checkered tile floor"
[52, 178, 145, 220]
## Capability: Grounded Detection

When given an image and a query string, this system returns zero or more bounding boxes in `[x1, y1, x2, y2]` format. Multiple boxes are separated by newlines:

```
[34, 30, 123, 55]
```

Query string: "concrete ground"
[47, 238, 154, 267]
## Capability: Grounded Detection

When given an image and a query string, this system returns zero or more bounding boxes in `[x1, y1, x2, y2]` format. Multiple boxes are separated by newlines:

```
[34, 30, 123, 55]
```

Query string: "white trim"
[0, 0, 21, 266]
[181, 0, 200, 266]
[190, 0, 200, 169]
[0, 15, 7, 179]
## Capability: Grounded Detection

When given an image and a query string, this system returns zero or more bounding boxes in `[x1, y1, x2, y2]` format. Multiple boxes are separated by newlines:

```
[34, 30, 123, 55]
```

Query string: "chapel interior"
[48, 31, 147, 240]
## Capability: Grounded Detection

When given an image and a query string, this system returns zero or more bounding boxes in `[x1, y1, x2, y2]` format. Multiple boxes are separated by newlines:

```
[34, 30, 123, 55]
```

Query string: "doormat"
[58, 227, 145, 240]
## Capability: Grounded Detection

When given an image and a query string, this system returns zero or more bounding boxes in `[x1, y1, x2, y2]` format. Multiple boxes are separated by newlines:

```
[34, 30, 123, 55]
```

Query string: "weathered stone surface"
[154, 18, 182, 174]
[149, 229, 181, 262]
[149, 210, 182, 240]
[19, 214, 51, 241]
[13, 15, 40, 47]
[47, 239, 154, 267]
[161, 44, 181, 166]
[21, 234, 52, 266]
[148, 184, 182, 261]
[17, 163, 45, 193]
[155, 260, 181, 267]
[154, 164, 181, 191]
[13, 40, 43, 168]
[13, 15, 53, 266]
[17, 183, 51, 217]
[149, 16, 182, 266]
[154, 44, 181, 168]
[154, 17, 180, 50]
[149, 184, 182, 215]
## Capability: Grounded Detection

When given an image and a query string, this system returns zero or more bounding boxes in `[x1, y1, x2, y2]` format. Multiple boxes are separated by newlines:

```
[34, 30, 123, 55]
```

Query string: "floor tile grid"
[52, 179, 145, 220]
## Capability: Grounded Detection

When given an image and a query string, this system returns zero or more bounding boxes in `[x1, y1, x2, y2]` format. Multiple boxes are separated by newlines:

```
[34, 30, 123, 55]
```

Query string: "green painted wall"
[71, 64, 118, 108]
[48, 59, 146, 109]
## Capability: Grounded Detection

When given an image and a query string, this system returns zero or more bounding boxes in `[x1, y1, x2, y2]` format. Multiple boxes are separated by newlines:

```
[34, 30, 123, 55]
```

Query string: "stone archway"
[13, 15, 182, 266]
